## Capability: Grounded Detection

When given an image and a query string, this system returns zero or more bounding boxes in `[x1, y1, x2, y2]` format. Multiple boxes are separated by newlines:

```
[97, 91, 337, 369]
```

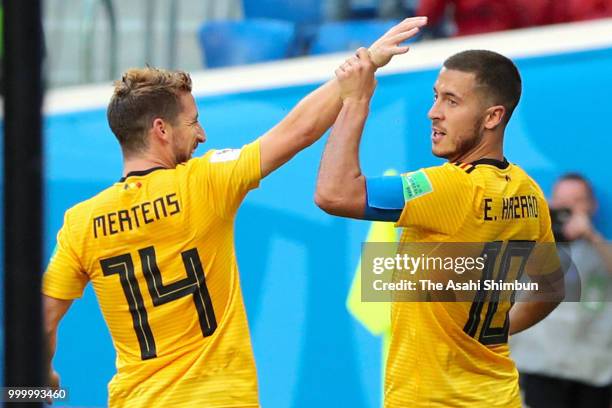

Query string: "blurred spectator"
[511, 173, 612, 408]
[405, 0, 612, 37]
[514, 0, 612, 27]
[565, 0, 612, 21]
[415, 0, 526, 36]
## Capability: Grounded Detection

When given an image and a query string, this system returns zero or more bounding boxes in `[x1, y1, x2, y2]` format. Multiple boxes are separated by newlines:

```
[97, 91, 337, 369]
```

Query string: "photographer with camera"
[511, 173, 612, 408]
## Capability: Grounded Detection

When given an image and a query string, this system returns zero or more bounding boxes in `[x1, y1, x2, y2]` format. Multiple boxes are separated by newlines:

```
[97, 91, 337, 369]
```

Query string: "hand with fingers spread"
[335, 48, 377, 102]
[368, 16, 427, 68]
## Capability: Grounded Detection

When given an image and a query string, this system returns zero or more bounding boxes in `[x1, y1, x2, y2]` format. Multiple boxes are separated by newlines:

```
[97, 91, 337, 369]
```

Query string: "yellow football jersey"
[386, 158, 557, 408]
[43, 141, 262, 407]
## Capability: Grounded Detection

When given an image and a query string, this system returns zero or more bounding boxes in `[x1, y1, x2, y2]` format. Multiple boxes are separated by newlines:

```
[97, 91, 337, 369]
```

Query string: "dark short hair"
[443, 50, 522, 124]
[557, 173, 595, 200]
[107, 67, 192, 156]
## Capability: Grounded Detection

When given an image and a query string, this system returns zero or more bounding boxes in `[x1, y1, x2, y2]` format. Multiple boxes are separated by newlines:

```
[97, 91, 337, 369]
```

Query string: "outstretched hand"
[368, 16, 427, 68]
[335, 48, 377, 102]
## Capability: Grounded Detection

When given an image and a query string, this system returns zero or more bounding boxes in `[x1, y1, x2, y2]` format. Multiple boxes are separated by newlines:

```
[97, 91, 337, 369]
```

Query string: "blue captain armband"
[363, 176, 405, 221]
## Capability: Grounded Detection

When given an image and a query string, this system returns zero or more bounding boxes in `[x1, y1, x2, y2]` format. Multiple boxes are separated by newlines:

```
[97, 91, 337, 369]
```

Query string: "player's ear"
[151, 118, 170, 143]
[483, 105, 505, 130]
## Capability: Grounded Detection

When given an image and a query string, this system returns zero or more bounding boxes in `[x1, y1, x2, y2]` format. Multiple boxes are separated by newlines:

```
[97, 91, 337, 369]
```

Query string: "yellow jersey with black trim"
[386, 158, 557, 408]
[43, 141, 262, 408]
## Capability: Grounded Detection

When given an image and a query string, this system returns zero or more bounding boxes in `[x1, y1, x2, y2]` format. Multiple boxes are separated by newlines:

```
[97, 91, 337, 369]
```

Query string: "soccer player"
[315, 49, 564, 406]
[41, 17, 427, 408]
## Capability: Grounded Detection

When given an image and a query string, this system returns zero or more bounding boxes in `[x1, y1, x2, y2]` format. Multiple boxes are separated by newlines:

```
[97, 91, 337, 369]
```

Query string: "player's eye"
[433, 94, 438, 101]
[448, 99, 458, 106]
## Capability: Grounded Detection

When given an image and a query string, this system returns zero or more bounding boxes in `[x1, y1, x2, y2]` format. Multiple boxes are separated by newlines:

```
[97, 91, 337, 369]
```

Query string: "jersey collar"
[119, 166, 167, 182]
[469, 157, 510, 169]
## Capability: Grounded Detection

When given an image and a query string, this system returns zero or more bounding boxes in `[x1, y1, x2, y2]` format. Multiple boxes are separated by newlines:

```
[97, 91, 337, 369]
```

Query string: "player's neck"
[122, 153, 173, 177]
[451, 142, 503, 164]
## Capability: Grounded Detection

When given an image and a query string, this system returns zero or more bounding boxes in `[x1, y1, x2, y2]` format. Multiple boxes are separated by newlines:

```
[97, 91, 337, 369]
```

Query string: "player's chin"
[431, 145, 452, 159]
[191, 141, 202, 157]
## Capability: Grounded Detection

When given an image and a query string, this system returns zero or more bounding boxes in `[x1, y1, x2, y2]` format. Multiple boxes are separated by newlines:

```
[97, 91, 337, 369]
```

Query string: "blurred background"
[3, 0, 612, 407]
[41, 0, 612, 87]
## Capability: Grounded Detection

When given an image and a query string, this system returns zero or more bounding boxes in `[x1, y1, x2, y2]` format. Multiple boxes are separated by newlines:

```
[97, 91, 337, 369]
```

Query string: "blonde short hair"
[107, 67, 192, 155]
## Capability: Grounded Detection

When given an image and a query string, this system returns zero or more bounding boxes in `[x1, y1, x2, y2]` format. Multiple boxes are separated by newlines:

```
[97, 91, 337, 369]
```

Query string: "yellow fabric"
[386, 161, 557, 408]
[43, 141, 262, 408]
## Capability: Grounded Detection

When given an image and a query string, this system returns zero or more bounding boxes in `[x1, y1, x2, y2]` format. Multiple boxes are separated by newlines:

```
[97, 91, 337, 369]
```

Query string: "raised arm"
[314, 48, 375, 218]
[259, 17, 427, 178]
[314, 18, 425, 219]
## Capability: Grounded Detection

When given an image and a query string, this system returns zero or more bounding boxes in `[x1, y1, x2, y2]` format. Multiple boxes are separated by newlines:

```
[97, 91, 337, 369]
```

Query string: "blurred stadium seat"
[197, 19, 296, 68]
[242, 0, 324, 25]
[310, 19, 405, 55]
[242, 0, 327, 56]
[348, 0, 381, 19]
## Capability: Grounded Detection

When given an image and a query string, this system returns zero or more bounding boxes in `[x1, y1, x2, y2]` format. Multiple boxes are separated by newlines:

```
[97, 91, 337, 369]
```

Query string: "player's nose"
[197, 128, 206, 143]
[428, 103, 443, 121]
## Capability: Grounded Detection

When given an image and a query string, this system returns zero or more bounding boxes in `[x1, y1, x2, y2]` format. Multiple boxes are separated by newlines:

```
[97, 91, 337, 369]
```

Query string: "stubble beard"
[172, 142, 191, 165]
[438, 116, 485, 162]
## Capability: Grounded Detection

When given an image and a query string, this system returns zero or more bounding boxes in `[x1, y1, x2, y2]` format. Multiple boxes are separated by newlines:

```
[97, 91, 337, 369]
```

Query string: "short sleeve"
[537, 199, 556, 244]
[395, 165, 473, 236]
[528, 198, 562, 277]
[42, 212, 89, 299]
[196, 139, 262, 219]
